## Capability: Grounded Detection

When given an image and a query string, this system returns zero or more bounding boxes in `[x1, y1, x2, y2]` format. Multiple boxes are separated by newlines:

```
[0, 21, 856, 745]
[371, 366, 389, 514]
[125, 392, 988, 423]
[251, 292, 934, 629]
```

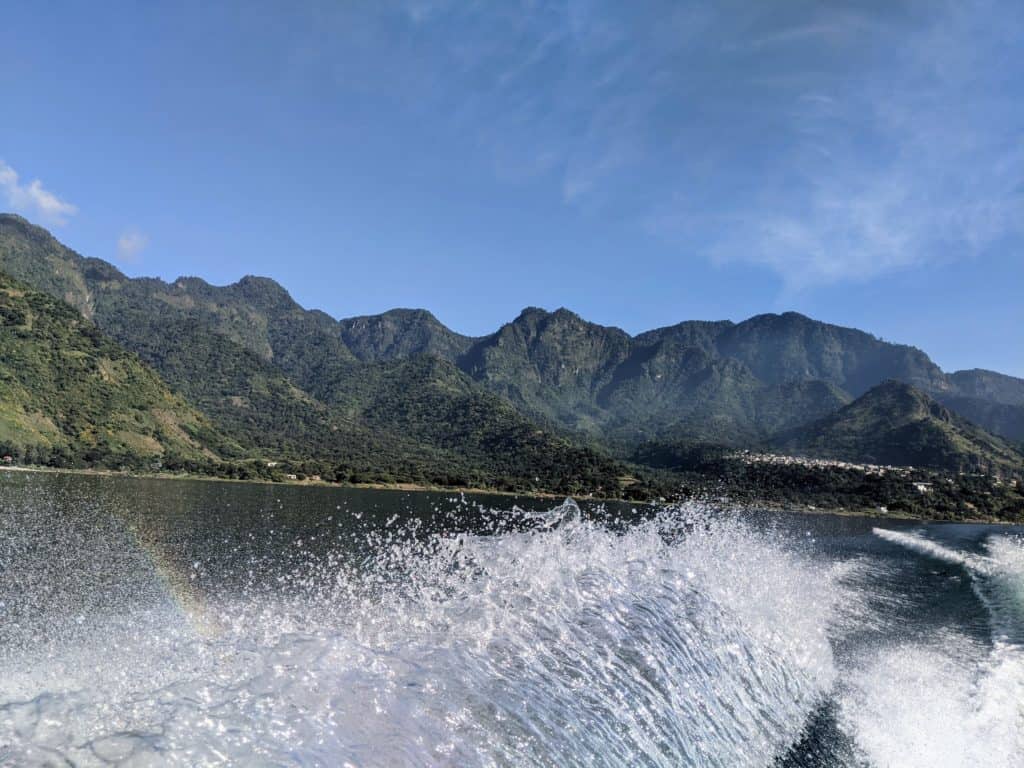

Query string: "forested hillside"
[1, 212, 1021, 490]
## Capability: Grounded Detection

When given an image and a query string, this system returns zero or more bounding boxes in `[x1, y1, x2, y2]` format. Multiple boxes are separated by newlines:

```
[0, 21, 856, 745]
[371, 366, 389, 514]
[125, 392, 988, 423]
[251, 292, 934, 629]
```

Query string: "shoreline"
[1, 464, 1014, 524]
[0, 464, 576, 500]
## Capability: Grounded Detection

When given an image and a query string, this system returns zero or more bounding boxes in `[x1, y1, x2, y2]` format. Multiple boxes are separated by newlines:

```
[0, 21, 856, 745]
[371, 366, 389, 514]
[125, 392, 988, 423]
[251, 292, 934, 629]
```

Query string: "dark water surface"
[0, 472, 1021, 766]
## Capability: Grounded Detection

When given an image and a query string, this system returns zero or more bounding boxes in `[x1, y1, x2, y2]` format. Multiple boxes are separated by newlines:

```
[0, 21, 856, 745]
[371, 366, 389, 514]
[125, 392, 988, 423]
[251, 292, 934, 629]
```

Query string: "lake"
[0, 471, 1021, 766]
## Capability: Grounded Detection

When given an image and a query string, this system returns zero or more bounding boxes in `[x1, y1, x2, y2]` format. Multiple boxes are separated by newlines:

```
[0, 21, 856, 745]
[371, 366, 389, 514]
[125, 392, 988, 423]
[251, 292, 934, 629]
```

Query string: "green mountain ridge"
[340, 308, 474, 362]
[771, 381, 1024, 476]
[931, 394, 1024, 447]
[1, 212, 1021, 483]
[947, 369, 1024, 406]
[0, 273, 236, 467]
[0, 215, 646, 493]
[0, 267, 640, 493]
[451, 305, 968, 445]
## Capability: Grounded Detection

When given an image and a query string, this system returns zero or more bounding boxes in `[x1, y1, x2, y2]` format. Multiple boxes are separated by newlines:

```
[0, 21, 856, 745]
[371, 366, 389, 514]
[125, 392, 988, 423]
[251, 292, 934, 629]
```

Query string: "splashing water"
[4, 475, 1023, 768]
[844, 528, 1024, 768]
[0, 499, 844, 767]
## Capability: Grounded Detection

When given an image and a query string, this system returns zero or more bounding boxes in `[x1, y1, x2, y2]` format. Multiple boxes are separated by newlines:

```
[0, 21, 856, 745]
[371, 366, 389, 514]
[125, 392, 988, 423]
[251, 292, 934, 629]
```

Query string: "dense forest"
[1, 212, 1022, 520]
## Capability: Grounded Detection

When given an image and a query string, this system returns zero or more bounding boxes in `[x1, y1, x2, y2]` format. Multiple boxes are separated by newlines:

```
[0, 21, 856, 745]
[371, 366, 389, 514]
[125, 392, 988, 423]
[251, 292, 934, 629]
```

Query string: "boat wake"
[0, 501, 842, 767]
[848, 528, 1024, 767]
[3, 497, 1021, 767]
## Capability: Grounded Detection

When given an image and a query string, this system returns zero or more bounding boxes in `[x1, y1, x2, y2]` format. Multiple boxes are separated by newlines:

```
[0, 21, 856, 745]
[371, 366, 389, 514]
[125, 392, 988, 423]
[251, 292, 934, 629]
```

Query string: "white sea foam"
[840, 636, 1024, 768]
[847, 529, 1024, 767]
[871, 527, 976, 568]
[0, 501, 842, 767]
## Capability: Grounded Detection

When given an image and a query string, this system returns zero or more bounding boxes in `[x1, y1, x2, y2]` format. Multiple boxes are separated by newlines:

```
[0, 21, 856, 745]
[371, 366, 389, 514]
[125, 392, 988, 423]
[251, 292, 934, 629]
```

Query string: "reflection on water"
[0, 472, 1021, 766]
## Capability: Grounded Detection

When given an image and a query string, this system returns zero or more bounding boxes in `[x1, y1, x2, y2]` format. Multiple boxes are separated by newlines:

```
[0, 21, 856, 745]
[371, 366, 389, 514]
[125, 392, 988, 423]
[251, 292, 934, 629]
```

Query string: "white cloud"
[116, 230, 149, 263]
[645, 0, 1024, 289]
[293, 1, 1024, 289]
[0, 160, 78, 226]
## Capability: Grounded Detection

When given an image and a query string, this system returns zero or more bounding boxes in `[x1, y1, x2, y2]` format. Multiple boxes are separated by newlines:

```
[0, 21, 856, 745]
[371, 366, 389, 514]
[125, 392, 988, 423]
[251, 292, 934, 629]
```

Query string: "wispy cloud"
[116, 230, 148, 263]
[642, 0, 1024, 288]
[292, 1, 1023, 289]
[0, 160, 78, 226]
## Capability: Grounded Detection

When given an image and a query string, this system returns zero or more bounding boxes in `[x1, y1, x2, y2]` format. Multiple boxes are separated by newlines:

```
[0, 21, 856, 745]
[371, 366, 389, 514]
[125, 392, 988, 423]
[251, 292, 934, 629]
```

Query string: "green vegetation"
[932, 393, 1024, 444]
[0, 273, 236, 468]
[0, 223, 649, 496]
[633, 441, 1024, 522]
[3, 212, 1020, 448]
[0, 212, 1021, 517]
[0, 281, 648, 495]
[339, 308, 474, 362]
[771, 381, 1024, 477]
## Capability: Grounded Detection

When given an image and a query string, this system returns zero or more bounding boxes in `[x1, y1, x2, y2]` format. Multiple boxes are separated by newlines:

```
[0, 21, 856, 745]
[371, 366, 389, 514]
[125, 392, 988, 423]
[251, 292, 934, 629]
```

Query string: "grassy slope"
[0, 273, 236, 467]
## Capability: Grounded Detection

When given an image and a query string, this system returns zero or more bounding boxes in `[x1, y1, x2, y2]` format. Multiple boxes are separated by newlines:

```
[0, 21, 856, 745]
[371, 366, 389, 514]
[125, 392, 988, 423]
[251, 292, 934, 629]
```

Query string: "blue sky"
[1, 1, 1021, 375]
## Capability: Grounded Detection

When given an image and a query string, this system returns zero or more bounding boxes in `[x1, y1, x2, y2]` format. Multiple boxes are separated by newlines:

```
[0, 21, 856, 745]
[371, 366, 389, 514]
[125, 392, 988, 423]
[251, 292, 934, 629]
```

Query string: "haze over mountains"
[771, 381, 1024, 477]
[0, 212, 1021, 489]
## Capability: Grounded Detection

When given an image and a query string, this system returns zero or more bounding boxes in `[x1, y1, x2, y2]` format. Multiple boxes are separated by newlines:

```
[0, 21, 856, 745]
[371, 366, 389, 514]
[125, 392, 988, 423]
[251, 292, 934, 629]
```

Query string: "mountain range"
[0, 212, 1021, 492]
[771, 380, 1024, 476]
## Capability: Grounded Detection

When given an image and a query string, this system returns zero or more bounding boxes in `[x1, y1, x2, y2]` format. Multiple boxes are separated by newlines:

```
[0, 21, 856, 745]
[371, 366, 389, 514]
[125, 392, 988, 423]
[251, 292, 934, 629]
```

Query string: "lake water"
[0, 472, 1021, 767]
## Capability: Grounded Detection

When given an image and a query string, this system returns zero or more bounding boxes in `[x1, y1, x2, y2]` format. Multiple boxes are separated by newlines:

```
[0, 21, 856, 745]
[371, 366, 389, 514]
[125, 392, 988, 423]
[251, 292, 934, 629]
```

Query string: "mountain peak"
[339, 306, 471, 362]
[510, 306, 626, 335]
[513, 305, 582, 317]
[513, 306, 551, 322]
[378, 307, 443, 323]
[173, 275, 211, 289]
[236, 274, 289, 290]
[230, 275, 297, 309]
[0, 212, 32, 228]
[773, 379, 1023, 476]
[0, 212, 67, 248]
